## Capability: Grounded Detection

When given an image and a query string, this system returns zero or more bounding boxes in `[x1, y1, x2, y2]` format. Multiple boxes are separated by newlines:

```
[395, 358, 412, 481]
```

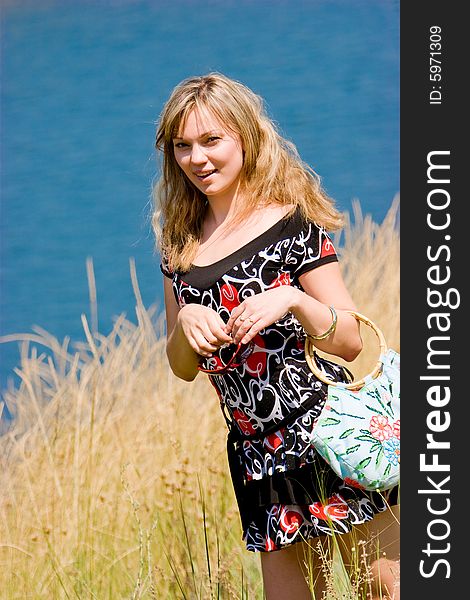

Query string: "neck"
[205, 184, 244, 227]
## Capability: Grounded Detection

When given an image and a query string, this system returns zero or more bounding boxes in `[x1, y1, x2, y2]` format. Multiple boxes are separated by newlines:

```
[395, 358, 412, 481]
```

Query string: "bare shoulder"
[253, 202, 297, 225]
[263, 202, 297, 217]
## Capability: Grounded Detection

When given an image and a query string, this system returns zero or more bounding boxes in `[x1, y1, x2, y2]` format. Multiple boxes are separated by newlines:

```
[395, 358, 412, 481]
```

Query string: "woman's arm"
[227, 262, 362, 362]
[163, 277, 232, 381]
[293, 262, 362, 362]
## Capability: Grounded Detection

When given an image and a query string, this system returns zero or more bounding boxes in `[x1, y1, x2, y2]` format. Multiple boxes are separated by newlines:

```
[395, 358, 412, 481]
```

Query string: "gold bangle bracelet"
[308, 306, 337, 341]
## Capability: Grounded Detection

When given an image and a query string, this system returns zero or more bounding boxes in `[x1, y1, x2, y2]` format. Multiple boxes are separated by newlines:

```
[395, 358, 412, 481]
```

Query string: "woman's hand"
[178, 304, 233, 357]
[227, 286, 299, 345]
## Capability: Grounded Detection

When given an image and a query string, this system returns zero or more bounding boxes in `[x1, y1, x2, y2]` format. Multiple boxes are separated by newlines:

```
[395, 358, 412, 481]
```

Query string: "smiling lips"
[194, 169, 218, 180]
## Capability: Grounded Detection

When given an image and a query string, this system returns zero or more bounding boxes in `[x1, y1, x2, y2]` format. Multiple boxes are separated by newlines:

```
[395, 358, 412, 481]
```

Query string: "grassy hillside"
[0, 197, 399, 599]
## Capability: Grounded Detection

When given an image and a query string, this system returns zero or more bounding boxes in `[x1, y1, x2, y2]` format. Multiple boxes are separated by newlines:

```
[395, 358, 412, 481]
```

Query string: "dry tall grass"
[0, 197, 399, 599]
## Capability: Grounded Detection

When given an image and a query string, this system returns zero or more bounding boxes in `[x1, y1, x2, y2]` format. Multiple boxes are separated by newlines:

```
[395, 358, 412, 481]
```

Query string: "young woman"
[154, 72, 399, 599]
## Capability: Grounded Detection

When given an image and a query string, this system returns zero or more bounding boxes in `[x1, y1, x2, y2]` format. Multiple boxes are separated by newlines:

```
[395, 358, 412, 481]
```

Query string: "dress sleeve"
[288, 219, 338, 279]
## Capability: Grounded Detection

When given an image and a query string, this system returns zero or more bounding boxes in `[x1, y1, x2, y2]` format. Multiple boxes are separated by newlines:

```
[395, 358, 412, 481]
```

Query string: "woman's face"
[172, 107, 244, 203]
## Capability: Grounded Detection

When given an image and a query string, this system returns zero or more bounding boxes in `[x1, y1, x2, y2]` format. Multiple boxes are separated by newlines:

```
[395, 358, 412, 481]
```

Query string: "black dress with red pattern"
[161, 207, 398, 553]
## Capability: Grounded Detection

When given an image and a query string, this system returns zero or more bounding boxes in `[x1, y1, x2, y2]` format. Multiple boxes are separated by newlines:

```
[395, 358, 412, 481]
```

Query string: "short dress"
[161, 207, 398, 553]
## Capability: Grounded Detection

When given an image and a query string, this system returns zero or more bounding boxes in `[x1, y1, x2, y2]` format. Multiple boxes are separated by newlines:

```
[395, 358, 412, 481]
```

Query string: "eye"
[205, 136, 221, 144]
[173, 141, 188, 149]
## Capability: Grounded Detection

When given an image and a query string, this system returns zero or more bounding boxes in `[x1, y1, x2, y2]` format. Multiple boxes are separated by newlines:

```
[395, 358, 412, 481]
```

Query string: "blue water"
[0, 0, 399, 413]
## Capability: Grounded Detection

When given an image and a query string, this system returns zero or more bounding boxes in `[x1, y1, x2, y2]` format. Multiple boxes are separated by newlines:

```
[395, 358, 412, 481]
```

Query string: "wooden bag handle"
[304, 310, 388, 391]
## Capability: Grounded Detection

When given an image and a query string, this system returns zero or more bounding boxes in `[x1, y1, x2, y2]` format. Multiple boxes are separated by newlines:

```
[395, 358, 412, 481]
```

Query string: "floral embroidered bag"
[305, 311, 400, 492]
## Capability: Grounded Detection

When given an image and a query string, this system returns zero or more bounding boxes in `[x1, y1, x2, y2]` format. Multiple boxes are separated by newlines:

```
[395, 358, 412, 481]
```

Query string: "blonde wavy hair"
[153, 72, 344, 272]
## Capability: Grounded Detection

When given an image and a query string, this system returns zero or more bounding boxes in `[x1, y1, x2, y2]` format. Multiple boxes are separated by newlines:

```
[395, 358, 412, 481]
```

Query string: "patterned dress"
[161, 207, 398, 552]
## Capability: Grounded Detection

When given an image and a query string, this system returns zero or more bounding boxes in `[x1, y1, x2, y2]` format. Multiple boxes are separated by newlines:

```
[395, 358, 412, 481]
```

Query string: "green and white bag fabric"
[305, 312, 400, 492]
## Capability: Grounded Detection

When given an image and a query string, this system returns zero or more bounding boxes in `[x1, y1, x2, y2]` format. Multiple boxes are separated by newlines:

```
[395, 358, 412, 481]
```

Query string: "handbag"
[305, 311, 400, 492]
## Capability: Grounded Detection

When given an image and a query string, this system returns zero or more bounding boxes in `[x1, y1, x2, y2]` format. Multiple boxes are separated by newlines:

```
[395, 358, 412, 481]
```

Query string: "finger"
[192, 333, 219, 357]
[239, 318, 264, 345]
[190, 342, 215, 358]
[227, 304, 246, 330]
[213, 327, 233, 344]
[233, 315, 260, 343]
[202, 330, 223, 346]
[230, 317, 246, 341]
[206, 322, 233, 345]
[206, 335, 231, 349]
[208, 312, 234, 341]
[230, 307, 254, 337]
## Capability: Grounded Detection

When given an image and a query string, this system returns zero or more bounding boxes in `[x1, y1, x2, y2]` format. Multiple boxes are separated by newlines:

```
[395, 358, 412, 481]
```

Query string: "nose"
[190, 143, 207, 165]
